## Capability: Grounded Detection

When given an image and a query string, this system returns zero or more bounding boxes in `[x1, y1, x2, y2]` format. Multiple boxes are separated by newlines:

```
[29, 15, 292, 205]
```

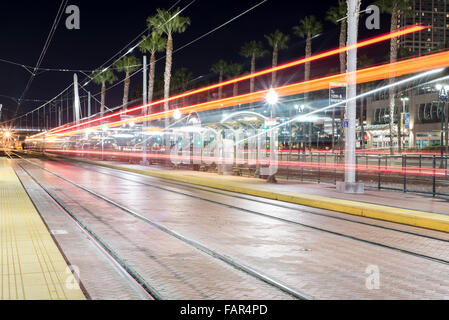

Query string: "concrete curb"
[42, 153, 449, 233]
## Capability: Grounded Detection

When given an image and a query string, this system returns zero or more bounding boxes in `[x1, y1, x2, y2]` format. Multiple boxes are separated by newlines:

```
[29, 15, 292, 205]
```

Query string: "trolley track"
[10, 152, 312, 300]
[65, 158, 449, 244]
[24, 154, 449, 267]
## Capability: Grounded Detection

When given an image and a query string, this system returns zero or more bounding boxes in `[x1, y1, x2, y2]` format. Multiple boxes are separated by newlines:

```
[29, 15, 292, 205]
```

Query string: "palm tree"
[114, 55, 140, 110]
[139, 31, 166, 106]
[357, 55, 374, 153]
[147, 8, 190, 127]
[240, 41, 268, 94]
[265, 30, 289, 87]
[91, 68, 117, 115]
[171, 68, 193, 94]
[171, 68, 193, 106]
[293, 16, 322, 82]
[225, 63, 243, 97]
[326, 0, 347, 152]
[210, 60, 228, 99]
[375, 0, 413, 154]
[293, 15, 322, 151]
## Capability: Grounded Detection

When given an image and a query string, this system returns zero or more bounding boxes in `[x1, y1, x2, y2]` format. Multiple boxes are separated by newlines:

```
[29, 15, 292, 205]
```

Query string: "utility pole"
[142, 55, 149, 165]
[58, 106, 62, 127]
[337, 0, 364, 194]
[73, 74, 81, 124]
[88, 91, 91, 118]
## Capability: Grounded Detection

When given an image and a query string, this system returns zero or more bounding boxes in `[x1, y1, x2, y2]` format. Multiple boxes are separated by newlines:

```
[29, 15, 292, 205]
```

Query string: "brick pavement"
[30, 158, 449, 299]
[19, 160, 294, 300]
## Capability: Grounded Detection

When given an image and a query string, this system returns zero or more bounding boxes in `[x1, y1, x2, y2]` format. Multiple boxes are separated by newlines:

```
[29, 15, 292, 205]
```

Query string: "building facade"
[399, 0, 449, 56]
[361, 83, 447, 150]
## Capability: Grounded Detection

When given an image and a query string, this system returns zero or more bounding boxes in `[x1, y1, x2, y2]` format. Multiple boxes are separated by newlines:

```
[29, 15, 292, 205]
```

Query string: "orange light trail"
[44, 25, 427, 137]
[46, 48, 449, 138]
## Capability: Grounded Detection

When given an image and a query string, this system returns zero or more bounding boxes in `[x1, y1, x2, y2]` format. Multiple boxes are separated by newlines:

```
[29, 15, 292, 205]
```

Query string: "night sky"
[0, 0, 386, 120]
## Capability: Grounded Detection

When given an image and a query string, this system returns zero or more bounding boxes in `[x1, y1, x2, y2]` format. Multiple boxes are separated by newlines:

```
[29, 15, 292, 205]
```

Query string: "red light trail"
[42, 25, 427, 137]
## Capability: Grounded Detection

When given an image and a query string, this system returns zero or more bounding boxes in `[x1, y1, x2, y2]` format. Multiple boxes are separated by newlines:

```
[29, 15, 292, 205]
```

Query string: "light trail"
[43, 50, 449, 138]
[41, 25, 427, 137]
[43, 149, 449, 178]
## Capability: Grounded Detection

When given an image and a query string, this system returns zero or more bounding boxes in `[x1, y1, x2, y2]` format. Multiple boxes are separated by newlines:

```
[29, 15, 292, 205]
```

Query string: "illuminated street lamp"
[173, 109, 182, 120]
[4, 131, 11, 138]
[266, 88, 278, 119]
[436, 84, 449, 168]
[399, 96, 409, 152]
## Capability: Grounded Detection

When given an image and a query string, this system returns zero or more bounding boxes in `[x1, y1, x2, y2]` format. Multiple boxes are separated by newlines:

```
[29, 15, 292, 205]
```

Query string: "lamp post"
[436, 84, 448, 168]
[337, 0, 364, 194]
[399, 96, 409, 152]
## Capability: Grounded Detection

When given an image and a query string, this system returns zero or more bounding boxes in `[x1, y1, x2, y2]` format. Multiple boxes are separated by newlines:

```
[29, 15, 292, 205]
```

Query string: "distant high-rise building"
[398, 0, 449, 56]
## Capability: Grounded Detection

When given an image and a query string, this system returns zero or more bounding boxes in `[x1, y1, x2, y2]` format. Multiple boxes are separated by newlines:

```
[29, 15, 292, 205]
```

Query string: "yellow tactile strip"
[0, 158, 85, 300]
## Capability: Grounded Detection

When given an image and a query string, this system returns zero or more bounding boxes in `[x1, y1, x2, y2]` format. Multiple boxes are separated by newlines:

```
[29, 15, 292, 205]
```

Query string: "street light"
[437, 84, 449, 168]
[173, 109, 182, 120]
[266, 88, 278, 119]
[399, 96, 409, 151]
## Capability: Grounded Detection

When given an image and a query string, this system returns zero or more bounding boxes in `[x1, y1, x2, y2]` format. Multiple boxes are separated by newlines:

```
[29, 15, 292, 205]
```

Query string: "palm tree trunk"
[334, 19, 347, 153]
[233, 83, 238, 97]
[250, 54, 256, 93]
[164, 32, 173, 128]
[339, 19, 347, 74]
[218, 72, 223, 99]
[271, 44, 278, 87]
[305, 33, 312, 151]
[388, 8, 398, 155]
[305, 34, 312, 81]
[148, 52, 156, 105]
[123, 71, 130, 110]
[101, 82, 106, 115]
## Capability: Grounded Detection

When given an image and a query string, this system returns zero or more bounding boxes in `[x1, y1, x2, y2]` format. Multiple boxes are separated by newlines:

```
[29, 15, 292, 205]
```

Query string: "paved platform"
[0, 158, 85, 300]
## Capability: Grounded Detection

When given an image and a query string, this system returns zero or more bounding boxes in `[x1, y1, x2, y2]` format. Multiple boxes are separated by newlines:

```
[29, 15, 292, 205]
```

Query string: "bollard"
[334, 153, 337, 185]
[433, 155, 437, 197]
[378, 155, 381, 190]
[403, 155, 407, 193]
[317, 153, 321, 184]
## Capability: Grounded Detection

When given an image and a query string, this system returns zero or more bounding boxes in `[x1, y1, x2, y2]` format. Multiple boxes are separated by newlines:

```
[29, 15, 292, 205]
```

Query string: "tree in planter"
[293, 15, 323, 152]
[326, 0, 347, 152]
[240, 41, 268, 94]
[91, 68, 117, 115]
[210, 60, 228, 99]
[225, 63, 243, 97]
[139, 31, 166, 106]
[357, 54, 374, 153]
[375, 0, 413, 154]
[265, 30, 289, 87]
[147, 8, 190, 128]
[171, 67, 193, 106]
[114, 55, 140, 110]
